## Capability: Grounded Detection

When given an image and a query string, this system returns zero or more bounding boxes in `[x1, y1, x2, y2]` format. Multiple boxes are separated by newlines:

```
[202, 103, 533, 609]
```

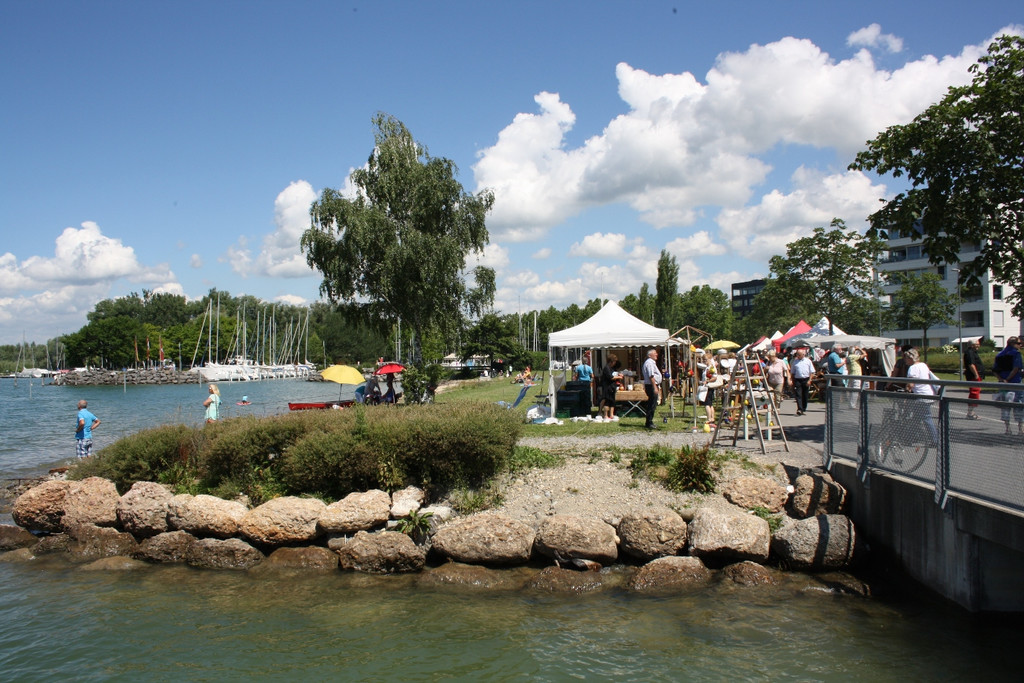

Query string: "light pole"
[953, 268, 963, 381]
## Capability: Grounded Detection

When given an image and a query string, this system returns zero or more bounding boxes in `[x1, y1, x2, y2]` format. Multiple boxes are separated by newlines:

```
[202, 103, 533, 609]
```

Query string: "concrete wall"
[831, 461, 1024, 612]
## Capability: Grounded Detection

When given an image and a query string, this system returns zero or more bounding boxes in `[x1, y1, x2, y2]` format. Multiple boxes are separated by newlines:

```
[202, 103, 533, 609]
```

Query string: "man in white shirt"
[642, 349, 662, 430]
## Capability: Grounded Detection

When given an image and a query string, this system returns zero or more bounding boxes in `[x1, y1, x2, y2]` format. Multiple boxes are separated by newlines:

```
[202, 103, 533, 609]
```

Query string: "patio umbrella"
[374, 362, 405, 375]
[321, 364, 365, 385]
[705, 340, 740, 351]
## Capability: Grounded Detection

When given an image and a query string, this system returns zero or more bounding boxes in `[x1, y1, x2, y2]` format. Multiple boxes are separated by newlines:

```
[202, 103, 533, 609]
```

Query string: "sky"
[1, 1, 1021, 345]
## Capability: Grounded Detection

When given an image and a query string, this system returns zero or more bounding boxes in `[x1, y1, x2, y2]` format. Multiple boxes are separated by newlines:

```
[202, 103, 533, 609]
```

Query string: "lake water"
[1, 377, 1021, 680]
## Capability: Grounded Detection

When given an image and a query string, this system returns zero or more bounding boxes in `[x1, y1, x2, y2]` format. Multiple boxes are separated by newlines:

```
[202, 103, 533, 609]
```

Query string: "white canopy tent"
[547, 301, 670, 415]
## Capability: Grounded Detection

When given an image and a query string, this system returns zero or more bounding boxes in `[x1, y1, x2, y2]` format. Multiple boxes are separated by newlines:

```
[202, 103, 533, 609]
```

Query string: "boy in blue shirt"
[75, 400, 101, 459]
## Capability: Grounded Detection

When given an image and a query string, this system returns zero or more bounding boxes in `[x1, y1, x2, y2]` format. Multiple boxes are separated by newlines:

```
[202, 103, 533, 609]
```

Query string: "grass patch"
[629, 442, 720, 494]
[509, 445, 564, 472]
[751, 506, 784, 534]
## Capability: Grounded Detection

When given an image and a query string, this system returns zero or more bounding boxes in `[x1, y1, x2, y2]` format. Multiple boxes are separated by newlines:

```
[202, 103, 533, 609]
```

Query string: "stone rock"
[431, 513, 535, 565]
[66, 523, 139, 561]
[771, 514, 862, 569]
[390, 486, 425, 518]
[417, 563, 528, 591]
[118, 481, 174, 538]
[186, 537, 264, 570]
[62, 477, 120, 529]
[722, 560, 780, 586]
[12, 480, 72, 533]
[617, 507, 687, 561]
[627, 556, 713, 591]
[168, 494, 247, 539]
[331, 530, 426, 573]
[239, 496, 326, 546]
[526, 566, 604, 593]
[134, 530, 196, 563]
[318, 490, 391, 534]
[0, 548, 35, 563]
[789, 472, 847, 519]
[264, 546, 339, 571]
[31, 533, 71, 555]
[534, 515, 618, 565]
[79, 556, 149, 571]
[721, 476, 790, 513]
[420, 505, 456, 532]
[0, 523, 38, 551]
[687, 506, 770, 563]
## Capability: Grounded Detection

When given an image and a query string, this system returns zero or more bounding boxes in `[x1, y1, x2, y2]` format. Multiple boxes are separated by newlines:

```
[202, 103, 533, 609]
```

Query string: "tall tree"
[677, 285, 734, 341]
[884, 272, 957, 359]
[302, 113, 495, 363]
[654, 250, 680, 330]
[768, 219, 885, 335]
[851, 35, 1024, 316]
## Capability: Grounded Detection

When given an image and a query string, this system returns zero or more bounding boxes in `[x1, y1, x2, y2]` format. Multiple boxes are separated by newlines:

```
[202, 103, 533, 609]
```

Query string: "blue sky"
[1, 1, 1020, 344]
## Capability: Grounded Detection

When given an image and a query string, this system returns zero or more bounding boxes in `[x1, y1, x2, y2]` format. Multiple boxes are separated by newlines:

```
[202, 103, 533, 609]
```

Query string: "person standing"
[994, 337, 1023, 434]
[75, 400, 101, 459]
[598, 353, 621, 422]
[904, 348, 939, 447]
[963, 338, 985, 420]
[642, 348, 663, 430]
[203, 383, 221, 423]
[790, 347, 815, 416]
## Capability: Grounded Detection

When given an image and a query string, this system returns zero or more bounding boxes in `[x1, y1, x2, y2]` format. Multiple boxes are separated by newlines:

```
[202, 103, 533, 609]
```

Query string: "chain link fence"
[825, 375, 1024, 515]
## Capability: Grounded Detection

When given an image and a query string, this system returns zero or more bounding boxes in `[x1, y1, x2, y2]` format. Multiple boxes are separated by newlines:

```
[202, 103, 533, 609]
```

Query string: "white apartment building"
[876, 223, 1022, 348]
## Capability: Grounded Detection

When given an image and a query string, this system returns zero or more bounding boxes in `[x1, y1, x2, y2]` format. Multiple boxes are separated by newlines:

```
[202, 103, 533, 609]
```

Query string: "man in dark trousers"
[642, 348, 662, 430]
[963, 338, 984, 420]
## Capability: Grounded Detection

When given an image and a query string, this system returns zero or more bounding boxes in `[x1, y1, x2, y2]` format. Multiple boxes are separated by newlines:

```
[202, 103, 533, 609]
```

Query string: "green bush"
[665, 443, 717, 493]
[71, 424, 205, 493]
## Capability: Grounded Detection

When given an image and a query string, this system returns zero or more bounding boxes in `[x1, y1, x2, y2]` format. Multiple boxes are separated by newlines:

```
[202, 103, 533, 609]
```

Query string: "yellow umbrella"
[705, 340, 740, 351]
[321, 364, 365, 385]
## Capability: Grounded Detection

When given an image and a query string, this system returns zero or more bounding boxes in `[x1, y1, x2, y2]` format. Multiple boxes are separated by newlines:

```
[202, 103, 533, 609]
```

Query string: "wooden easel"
[711, 346, 790, 454]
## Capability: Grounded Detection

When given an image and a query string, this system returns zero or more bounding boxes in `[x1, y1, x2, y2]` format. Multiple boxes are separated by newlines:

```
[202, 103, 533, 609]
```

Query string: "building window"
[994, 310, 1004, 327]
[993, 285, 1003, 300]
[962, 311, 984, 328]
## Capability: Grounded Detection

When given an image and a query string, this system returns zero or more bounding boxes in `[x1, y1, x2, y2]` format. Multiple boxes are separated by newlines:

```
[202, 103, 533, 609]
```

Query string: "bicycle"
[870, 397, 934, 474]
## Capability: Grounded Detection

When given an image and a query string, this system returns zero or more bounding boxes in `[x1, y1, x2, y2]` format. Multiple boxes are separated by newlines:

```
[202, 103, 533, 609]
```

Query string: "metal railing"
[824, 374, 1024, 516]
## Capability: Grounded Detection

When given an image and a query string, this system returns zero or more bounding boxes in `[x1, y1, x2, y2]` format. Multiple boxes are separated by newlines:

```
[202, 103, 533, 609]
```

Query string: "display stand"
[711, 346, 790, 454]
[667, 325, 711, 430]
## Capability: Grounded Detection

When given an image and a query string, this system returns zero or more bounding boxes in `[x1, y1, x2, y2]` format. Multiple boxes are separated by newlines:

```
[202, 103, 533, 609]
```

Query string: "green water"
[0, 560, 1018, 682]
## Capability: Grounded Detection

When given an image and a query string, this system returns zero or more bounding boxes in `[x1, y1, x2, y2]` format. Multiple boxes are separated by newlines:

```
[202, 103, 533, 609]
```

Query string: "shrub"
[665, 443, 717, 493]
[278, 425, 382, 500]
[71, 424, 205, 494]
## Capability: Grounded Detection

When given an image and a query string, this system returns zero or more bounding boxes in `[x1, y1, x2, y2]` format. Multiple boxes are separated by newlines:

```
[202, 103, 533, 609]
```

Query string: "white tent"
[547, 301, 670, 415]
[782, 333, 897, 376]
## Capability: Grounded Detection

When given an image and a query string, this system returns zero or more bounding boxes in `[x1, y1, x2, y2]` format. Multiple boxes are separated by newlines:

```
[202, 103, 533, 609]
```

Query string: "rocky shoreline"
[51, 367, 200, 386]
[1, 442, 865, 595]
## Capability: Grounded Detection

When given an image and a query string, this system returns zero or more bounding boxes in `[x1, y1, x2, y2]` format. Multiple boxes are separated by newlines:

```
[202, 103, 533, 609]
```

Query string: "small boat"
[288, 400, 355, 411]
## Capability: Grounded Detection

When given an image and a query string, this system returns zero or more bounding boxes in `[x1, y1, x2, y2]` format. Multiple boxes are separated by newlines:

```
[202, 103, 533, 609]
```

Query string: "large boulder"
[417, 563, 528, 591]
[390, 486, 425, 518]
[62, 477, 120, 529]
[789, 472, 847, 519]
[687, 506, 770, 563]
[12, 480, 71, 533]
[239, 497, 326, 546]
[721, 476, 790, 513]
[79, 556, 149, 572]
[722, 560, 780, 586]
[617, 507, 687, 561]
[65, 523, 139, 562]
[431, 513, 535, 565]
[0, 524, 38, 551]
[330, 530, 426, 573]
[134, 530, 196, 564]
[118, 482, 174, 538]
[318, 490, 391, 534]
[168, 494, 247, 539]
[186, 537, 264, 570]
[534, 515, 618, 566]
[771, 514, 862, 569]
[627, 556, 713, 591]
[264, 546, 339, 572]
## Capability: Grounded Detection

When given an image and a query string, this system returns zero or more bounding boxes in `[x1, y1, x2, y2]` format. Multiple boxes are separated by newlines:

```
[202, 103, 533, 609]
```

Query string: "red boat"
[287, 400, 355, 411]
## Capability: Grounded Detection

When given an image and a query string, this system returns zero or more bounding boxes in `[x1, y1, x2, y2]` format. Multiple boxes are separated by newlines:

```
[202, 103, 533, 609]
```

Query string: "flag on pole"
[146, 337, 151, 362]
[159, 336, 164, 363]
[134, 337, 139, 363]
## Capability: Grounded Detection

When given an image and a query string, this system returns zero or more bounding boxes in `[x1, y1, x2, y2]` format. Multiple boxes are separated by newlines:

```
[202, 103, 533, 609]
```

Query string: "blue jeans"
[998, 387, 1024, 425]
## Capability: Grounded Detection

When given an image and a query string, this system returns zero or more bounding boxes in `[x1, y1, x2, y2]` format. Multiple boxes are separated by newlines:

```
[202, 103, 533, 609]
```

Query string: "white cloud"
[569, 232, 633, 258]
[471, 243, 510, 271]
[532, 247, 552, 260]
[273, 293, 308, 306]
[664, 231, 728, 259]
[190, 253, 203, 268]
[847, 24, 904, 53]
[0, 222, 181, 343]
[474, 31, 996, 255]
[228, 180, 317, 278]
